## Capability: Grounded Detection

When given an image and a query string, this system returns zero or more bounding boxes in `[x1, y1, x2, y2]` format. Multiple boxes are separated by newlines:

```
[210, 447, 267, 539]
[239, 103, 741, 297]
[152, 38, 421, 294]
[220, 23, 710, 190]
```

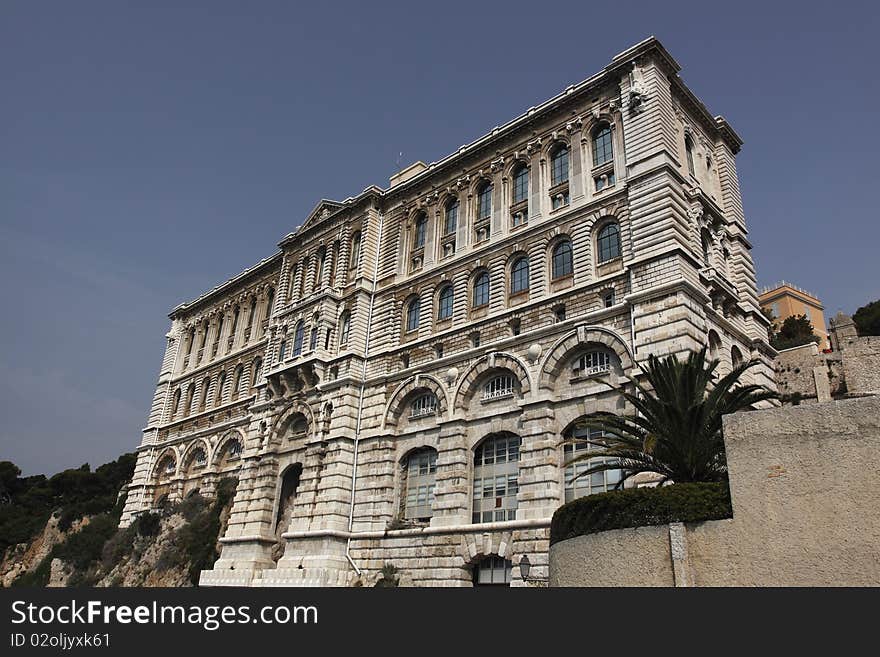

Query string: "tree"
[565, 349, 777, 487]
[770, 314, 820, 350]
[853, 299, 880, 336]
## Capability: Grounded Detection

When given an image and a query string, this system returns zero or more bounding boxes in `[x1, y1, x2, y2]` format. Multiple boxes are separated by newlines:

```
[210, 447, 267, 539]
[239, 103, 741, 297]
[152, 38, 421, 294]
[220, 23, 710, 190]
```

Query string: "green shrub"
[550, 482, 733, 545]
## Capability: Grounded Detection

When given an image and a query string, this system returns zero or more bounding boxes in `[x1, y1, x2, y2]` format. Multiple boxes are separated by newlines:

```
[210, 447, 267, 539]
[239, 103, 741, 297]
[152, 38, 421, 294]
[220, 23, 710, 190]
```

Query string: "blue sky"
[1, 1, 878, 475]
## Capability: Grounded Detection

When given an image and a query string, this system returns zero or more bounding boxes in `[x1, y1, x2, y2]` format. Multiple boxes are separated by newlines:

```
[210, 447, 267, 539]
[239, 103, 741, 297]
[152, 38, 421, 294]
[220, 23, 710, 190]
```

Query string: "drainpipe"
[345, 207, 384, 577]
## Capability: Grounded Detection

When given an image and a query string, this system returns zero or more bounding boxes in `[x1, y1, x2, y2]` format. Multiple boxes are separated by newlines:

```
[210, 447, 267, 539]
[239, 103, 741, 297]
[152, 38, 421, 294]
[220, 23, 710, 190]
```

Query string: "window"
[473, 556, 513, 586]
[574, 350, 613, 377]
[315, 249, 325, 288]
[471, 331, 481, 348]
[472, 434, 520, 524]
[510, 257, 530, 294]
[701, 229, 712, 267]
[161, 457, 176, 477]
[278, 339, 287, 362]
[339, 312, 351, 346]
[214, 372, 225, 406]
[551, 240, 573, 279]
[592, 125, 613, 167]
[438, 285, 454, 321]
[192, 448, 207, 468]
[685, 135, 696, 177]
[435, 343, 444, 359]
[252, 358, 262, 386]
[731, 346, 744, 367]
[603, 290, 615, 308]
[511, 165, 529, 226]
[551, 145, 569, 186]
[232, 367, 244, 399]
[597, 223, 622, 263]
[477, 183, 492, 221]
[292, 321, 305, 356]
[413, 213, 427, 250]
[406, 297, 420, 333]
[404, 449, 437, 521]
[512, 165, 529, 204]
[564, 425, 622, 502]
[309, 325, 318, 351]
[554, 305, 566, 322]
[171, 388, 181, 416]
[199, 377, 210, 411]
[444, 201, 458, 235]
[350, 232, 362, 273]
[472, 272, 490, 308]
[265, 290, 274, 319]
[231, 306, 240, 340]
[594, 171, 615, 191]
[184, 384, 195, 416]
[409, 392, 438, 418]
[483, 374, 515, 400]
[227, 439, 242, 459]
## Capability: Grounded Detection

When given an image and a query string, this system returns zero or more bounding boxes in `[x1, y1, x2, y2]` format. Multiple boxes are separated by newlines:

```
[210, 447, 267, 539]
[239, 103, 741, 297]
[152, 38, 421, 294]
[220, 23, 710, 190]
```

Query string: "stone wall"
[549, 395, 880, 586]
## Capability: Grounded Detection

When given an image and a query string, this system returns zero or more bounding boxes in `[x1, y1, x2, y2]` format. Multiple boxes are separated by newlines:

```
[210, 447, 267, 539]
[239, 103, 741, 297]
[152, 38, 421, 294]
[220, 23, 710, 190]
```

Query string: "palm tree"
[566, 348, 776, 487]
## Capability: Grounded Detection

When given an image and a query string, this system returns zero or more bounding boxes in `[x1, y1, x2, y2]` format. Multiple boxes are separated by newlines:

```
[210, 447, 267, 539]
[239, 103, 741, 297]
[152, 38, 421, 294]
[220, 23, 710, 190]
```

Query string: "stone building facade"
[120, 37, 774, 587]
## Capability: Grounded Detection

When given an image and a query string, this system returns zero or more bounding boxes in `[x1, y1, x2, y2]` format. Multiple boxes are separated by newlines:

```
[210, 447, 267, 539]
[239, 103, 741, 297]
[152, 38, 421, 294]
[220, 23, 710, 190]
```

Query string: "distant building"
[759, 281, 828, 349]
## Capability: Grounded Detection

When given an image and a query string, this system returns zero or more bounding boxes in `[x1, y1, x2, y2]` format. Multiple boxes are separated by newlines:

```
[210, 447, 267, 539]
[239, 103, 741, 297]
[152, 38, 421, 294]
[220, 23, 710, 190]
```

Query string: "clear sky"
[1, 1, 878, 476]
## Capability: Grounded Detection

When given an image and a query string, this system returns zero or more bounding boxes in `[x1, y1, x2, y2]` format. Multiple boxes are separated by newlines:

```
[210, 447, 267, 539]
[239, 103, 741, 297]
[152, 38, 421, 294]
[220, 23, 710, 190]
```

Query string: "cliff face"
[1, 475, 236, 588]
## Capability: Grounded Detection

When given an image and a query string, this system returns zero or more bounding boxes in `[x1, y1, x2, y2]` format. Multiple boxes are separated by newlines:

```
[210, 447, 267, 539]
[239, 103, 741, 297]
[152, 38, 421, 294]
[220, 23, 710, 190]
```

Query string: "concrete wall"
[550, 396, 880, 586]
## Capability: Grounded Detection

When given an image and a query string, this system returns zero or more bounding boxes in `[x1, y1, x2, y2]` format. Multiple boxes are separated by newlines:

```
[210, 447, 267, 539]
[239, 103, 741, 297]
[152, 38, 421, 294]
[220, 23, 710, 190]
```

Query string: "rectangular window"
[564, 428, 622, 502]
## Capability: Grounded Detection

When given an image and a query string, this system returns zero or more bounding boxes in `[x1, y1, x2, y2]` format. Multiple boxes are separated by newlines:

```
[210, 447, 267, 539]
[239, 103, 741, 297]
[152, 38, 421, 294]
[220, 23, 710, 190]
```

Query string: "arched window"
[512, 164, 529, 204]
[477, 183, 493, 221]
[413, 213, 427, 250]
[350, 232, 362, 273]
[292, 321, 305, 356]
[231, 306, 240, 342]
[708, 330, 722, 360]
[171, 388, 181, 417]
[157, 455, 176, 479]
[286, 414, 308, 440]
[510, 256, 530, 294]
[564, 423, 622, 502]
[309, 324, 318, 351]
[483, 374, 515, 400]
[406, 297, 421, 333]
[473, 434, 520, 523]
[550, 145, 569, 186]
[186, 328, 196, 358]
[315, 248, 326, 289]
[409, 392, 438, 419]
[190, 447, 207, 470]
[573, 349, 614, 377]
[199, 377, 210, 411]
[339, 312, 351, 347]
[437, 285, 454, 321]
[685, 134, 696, 177]
[403, 448, 437, 521]
[251, 358, 262, 388]
[184, 384, 195, 416]
[551, 240, 573, 279]
[511, 164, 529, 226]
[214, 371, 226, 406]
[472, 272, 490, 308]
[232, 366, 244, 400]
[597, 223, 622, 263]
[278, 339, 287, 363]
[473, 556, 512, 586]
[444, 200, 458, 235]
[731, 345, 744, 368]
[592, 124, 614, 167]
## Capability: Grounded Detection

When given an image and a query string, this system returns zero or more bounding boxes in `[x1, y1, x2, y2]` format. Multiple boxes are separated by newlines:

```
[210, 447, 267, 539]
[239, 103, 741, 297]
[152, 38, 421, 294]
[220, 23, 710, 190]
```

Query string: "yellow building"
[759, 281, 828, 350]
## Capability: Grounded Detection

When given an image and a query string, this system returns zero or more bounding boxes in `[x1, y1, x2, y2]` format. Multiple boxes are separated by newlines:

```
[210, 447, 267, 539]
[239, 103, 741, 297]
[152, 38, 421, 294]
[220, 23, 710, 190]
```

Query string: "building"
[759, 281, 828, 349]
[119, 37, 775, 587]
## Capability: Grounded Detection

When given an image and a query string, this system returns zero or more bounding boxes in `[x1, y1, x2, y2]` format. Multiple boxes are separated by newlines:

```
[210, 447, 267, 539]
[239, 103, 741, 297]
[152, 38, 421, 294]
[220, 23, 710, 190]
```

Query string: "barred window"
[473, 555, 513, 586]
[414, 214, 427, 250]
[477, 183, 493, 221]
[292, 321, 305, 356]
[551, 240, 573, 279]
[438, 285, 454, 320]
[592, 125, 614, 167]
[512, 165, 529, 204]
[510, 257, 530, 294]
[574, 350, 613, 377]
[404, 449, 437, 521]
[444, 201, 458, 235]
[406, 298, 420, 332]
[482, 374, 515, 400]
[472, 434, 520, 524]
[409, 392, 438, 418]
[472, 272, 490, 308]
[192, 448, 207, 467]
[551, 145, 569, 186]
[597, 223, 621, 262]
[564, 425, 622, 502]
[227, 439, 242, 459]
